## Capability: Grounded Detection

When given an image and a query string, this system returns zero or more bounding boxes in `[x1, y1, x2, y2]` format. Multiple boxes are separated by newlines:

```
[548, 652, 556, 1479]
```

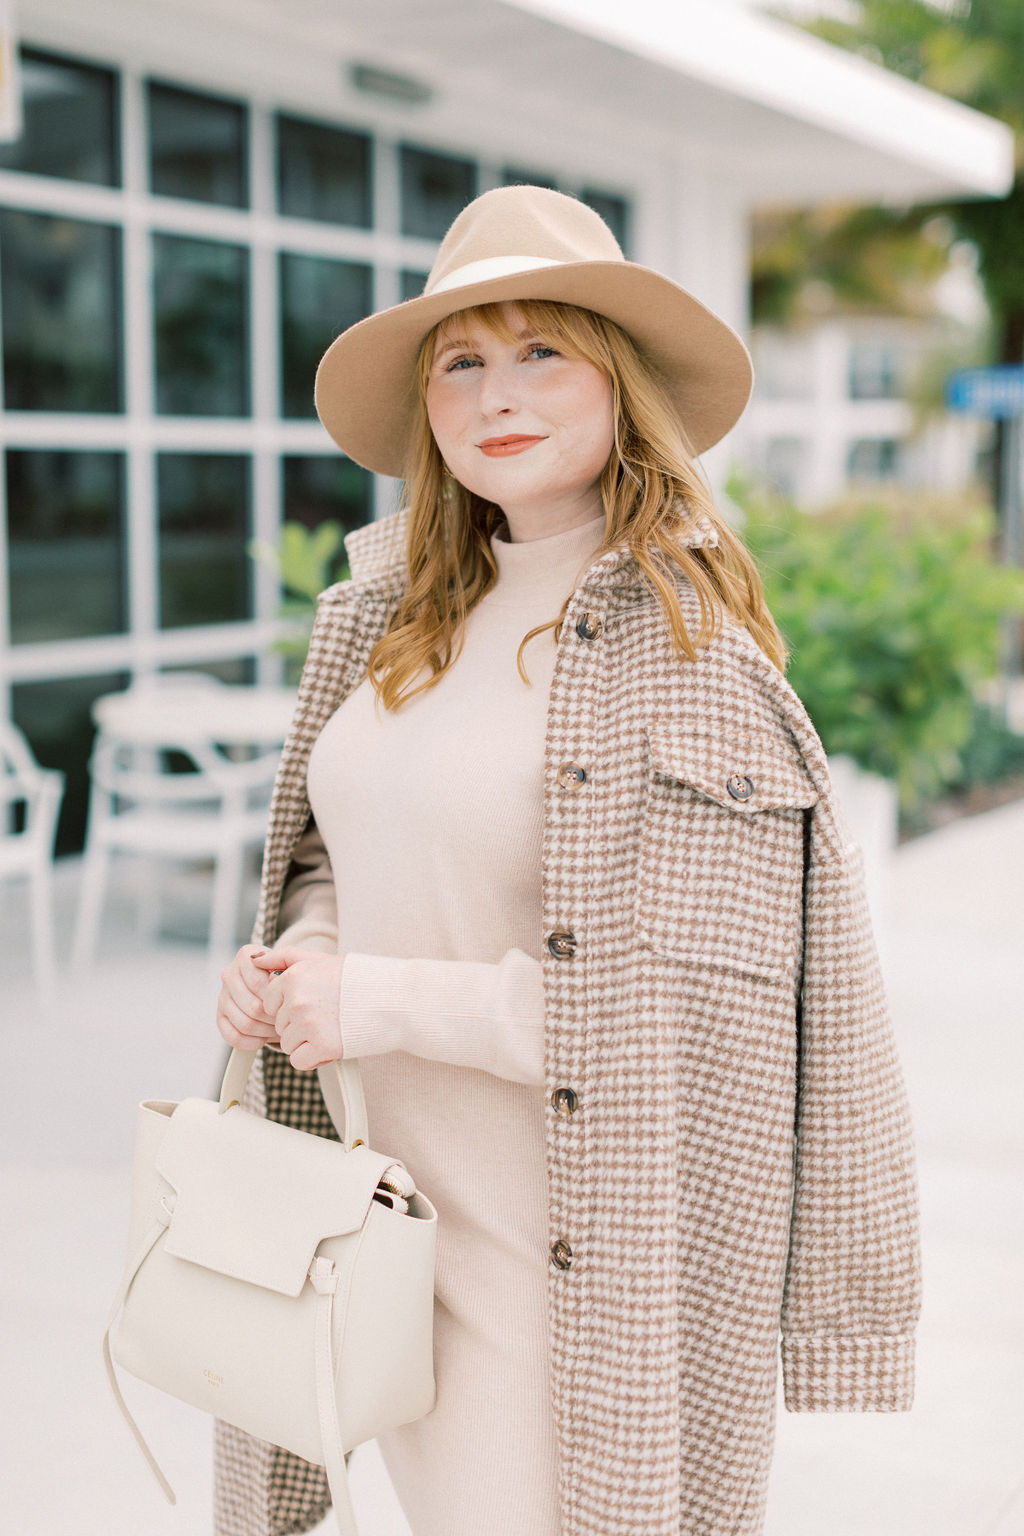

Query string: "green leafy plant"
[249, 521, 350, 675]
[732, 478, 1024, 807]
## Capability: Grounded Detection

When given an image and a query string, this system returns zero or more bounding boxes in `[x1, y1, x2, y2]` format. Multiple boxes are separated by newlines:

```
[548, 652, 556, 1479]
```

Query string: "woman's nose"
[476, 360, 518, 417]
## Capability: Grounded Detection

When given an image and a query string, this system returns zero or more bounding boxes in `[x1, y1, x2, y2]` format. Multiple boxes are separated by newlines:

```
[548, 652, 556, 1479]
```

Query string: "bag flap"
[645, 722, 819, 812]
[156, 1098, 400, 1297]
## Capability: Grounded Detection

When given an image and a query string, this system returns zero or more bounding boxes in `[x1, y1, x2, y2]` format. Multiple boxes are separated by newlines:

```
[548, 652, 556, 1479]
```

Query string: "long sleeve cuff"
[781, 1332, 915, 1412]
[338, 948, 546, 1086]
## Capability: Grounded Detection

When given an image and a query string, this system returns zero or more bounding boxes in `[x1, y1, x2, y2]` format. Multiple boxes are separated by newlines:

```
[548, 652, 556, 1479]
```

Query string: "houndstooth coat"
[213, 507, 922, 1536]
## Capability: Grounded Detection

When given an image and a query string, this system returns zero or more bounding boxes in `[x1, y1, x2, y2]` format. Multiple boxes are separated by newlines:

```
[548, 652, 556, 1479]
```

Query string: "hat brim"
[314, 260, 753, 479]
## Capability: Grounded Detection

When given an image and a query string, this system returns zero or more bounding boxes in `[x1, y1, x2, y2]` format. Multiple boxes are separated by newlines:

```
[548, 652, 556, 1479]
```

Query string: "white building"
[0, 0, 1013, 846]
[747, 315, 992, 507]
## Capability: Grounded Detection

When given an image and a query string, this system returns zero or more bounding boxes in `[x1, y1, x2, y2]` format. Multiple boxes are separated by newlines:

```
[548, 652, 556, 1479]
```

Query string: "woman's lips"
[478, 435, 546, 457]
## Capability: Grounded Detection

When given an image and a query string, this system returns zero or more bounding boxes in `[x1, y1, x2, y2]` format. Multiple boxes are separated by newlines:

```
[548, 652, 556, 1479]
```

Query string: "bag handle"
[218, 1048, 370, 1152]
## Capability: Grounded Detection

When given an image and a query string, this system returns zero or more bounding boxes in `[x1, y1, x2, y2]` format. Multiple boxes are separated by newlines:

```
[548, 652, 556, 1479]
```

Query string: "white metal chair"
[72, 728, 278, 967]
[0, 722, 65, 995]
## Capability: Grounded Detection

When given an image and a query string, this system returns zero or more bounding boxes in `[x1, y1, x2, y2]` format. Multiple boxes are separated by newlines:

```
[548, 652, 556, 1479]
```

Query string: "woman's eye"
[444, 356, 480, 372]
[527, 344, 556, 360]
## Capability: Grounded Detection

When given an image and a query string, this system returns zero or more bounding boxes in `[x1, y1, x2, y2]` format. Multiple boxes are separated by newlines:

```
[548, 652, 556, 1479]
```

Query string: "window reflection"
[400, 269, 429, 302]
[153, 234, 249, 415]
[148, 81, 248, 207]
[0, 47, 119, 185]
[282, 455, 372, 537]
[502, 168, 558, 191]
[279, 253, 371, 418]
[0, 209, 123, 412]
[400, 146, 476, 240]
[157, 454, 251, 628]
[580, 189, 629, 254]
[276, 114, 371, 226]
[162, 657, 256, 685]
[6, 450, 127, 644]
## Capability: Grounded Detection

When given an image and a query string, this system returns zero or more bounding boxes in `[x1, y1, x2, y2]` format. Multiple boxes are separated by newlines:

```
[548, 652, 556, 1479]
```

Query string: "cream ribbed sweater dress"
[277, 512, 607, 1536]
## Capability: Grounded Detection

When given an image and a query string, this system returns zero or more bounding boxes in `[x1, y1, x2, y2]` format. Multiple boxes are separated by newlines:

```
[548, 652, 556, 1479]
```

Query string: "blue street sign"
[945, 365, 1024, 419]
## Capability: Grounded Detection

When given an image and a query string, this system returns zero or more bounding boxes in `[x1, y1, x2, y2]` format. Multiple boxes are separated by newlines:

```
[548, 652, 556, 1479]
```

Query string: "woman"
[214, 185, 921, 1536]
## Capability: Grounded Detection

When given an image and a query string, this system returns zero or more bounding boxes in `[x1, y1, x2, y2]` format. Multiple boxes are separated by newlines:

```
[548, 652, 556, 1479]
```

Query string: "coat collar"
[342, 505, 719, 604]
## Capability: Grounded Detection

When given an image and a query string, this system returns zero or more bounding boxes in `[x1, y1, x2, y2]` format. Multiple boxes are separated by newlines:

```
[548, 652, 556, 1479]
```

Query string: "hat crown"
[425, 185, 624, 297]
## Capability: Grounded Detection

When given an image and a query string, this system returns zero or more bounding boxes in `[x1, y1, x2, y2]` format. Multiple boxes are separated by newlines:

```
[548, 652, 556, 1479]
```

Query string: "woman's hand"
[253, 947, 344, 1073]
[216, 944, 282, 1052]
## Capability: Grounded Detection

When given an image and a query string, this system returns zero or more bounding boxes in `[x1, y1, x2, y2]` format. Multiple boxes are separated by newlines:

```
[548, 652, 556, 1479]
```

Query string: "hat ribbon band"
[427, 254, 563, 297]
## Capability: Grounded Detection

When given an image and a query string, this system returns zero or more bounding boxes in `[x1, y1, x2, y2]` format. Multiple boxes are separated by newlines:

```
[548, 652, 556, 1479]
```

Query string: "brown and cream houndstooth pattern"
[214, 508, 921, 1536]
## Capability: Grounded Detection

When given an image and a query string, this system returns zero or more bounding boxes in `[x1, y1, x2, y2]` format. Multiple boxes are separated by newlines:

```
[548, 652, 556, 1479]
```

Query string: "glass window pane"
[12, 671, 129, 855]
[282, 456, 372, 539]
[279, 253, 371, 419]
[157, 453, 251, 628]
[848, 343, 902, 401]
[276, 114, 371, 227]
[580, 189, 630, 254]
[153, 234, 249, 416]
[847, 438, 900, 481]
[148, 80, 248, 207]
[400, 146, 476, 240]
[502, 168, 558, 191]
[6, 450, 127, 644]
[0, 48, 119, 185]
[161, 657, 256, 685]
[399, 269, 429, 302]
[0, 209, 122, 412]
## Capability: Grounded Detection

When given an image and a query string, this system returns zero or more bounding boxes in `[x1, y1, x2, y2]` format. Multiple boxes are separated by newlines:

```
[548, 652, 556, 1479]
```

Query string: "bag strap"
[102, 1203, 177, 1506]
[310, 1258, 360, 1536]
[218, 1047, 369, 1151]
[104, 1212, 361, 1533]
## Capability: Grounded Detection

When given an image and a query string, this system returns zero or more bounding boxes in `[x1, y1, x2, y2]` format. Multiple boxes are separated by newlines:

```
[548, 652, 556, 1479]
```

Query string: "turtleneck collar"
[486, 512, 607, 609]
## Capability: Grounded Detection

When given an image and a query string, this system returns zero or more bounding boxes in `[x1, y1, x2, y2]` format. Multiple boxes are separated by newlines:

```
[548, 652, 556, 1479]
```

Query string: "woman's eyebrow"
[432, 336, 475, 361]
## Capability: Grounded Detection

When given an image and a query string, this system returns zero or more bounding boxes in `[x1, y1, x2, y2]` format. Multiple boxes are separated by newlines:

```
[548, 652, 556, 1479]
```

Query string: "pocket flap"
[646, 722, 819, 812]
[156, 1098, 400, 1297]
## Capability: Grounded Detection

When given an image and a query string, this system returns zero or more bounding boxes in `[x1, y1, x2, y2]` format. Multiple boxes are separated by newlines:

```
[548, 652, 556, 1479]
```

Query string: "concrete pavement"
[1, 799, 1021, 1535]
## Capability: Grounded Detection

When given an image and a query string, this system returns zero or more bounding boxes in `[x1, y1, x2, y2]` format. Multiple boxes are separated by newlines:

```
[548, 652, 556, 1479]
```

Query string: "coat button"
[550, 1239, 573, 1270]
[557, 762, 587, 790]
[551, 1086, 578, 1117]
[575, 611, 602, 640]
[726, 774, 755, 802]
[547, 930, 577, 959]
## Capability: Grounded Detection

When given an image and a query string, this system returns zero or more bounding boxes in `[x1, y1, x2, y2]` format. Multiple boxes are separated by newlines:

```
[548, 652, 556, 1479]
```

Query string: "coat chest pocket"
[636, 723, 819, 984]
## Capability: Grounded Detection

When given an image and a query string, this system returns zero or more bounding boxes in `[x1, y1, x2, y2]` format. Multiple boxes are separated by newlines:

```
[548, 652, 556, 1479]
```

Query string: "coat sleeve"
[780, 807, 922, 1411]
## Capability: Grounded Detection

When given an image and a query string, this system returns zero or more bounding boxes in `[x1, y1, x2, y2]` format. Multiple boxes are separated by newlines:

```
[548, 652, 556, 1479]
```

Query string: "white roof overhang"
[17, 0, 1015, 208]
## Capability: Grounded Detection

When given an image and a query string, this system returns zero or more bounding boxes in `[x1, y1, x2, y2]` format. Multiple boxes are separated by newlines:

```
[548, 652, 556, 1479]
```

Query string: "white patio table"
[91, 683, 299, 753]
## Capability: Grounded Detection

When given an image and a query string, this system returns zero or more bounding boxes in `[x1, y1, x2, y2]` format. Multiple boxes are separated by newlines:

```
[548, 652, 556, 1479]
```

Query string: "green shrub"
[732, 479, 1024, 807]
[249, 521, 350, 677]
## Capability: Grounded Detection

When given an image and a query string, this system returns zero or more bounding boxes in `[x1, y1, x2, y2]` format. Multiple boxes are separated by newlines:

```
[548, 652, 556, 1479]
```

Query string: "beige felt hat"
[314, 184, 753, 479]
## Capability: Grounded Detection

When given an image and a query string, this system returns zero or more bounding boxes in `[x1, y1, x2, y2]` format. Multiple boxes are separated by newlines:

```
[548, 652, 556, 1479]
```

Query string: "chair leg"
[208, 842, 244, 961]
[29, 861, 59, 1000]
[72, 842, 110, 971]
[133, 855, 162, 944]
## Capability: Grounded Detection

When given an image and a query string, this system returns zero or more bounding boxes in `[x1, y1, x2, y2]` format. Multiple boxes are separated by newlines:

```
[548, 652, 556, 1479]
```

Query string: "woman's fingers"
[216, 997, 279, 1051]
[220, 947, 278, 1025]
[251, 946, 300, 974]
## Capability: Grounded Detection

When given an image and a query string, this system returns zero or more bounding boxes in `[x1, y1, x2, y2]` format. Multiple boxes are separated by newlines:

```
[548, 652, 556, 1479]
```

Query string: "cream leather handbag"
[103, 1048, 438, 1536]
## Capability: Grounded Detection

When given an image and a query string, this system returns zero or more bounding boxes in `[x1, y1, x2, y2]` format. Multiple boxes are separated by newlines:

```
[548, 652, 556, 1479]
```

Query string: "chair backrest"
[0, 721, 64, 851]
[88, 732, 278, 821]
[1, 720, 44, 794]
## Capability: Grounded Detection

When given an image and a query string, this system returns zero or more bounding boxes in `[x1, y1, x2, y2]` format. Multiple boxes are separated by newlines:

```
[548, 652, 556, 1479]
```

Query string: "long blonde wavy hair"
[365, 299, 786, 710]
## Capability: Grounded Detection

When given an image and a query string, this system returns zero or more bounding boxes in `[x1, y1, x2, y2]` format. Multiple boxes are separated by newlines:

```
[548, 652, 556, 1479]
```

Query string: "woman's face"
[424, 302, 615, 541]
